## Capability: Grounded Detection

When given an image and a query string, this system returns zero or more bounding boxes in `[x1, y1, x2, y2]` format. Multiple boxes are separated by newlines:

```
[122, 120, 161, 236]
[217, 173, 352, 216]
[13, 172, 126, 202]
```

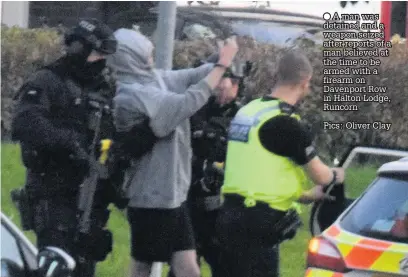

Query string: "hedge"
[2, 25, 408, 161]
[1, 25, 64, 140]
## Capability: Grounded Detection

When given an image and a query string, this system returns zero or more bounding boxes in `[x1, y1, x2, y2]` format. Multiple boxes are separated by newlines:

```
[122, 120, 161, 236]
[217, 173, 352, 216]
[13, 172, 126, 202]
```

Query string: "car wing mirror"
[37, 247, 76, 277]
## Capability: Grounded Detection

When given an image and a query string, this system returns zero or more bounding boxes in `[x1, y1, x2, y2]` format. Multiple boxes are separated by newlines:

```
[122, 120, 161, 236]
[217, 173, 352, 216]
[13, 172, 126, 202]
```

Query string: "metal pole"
[150, 1, 177, 277]
[150, 262, 163, 277]
[406, 1, 408, 48]
[154, 1, 177, 70]
[150, 3, 177, 276]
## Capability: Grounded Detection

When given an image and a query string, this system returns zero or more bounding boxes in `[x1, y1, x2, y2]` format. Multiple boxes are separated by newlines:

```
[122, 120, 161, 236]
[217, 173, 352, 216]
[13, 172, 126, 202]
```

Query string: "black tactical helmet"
[64, 19, 117, 55]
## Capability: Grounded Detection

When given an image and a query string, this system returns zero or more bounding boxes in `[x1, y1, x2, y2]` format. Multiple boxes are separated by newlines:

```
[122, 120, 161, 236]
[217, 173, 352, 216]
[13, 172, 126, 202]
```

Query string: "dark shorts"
[127, 202, 196, 262]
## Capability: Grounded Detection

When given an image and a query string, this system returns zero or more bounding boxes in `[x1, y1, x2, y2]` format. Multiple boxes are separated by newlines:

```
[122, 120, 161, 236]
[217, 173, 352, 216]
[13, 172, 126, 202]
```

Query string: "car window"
[180, 15, 231, 39]
[228, 20, 321, 45]
[340, 176, 408, 243]
[1, 223, 25, 268]
[342, 151, 408, 199]
[182, 23, 217, 39]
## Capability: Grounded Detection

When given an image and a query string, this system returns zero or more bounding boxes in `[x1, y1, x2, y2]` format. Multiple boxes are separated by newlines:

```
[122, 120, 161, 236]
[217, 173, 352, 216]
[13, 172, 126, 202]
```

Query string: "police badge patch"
[19, 87, 43, 104]
[228, 123, 251, 143]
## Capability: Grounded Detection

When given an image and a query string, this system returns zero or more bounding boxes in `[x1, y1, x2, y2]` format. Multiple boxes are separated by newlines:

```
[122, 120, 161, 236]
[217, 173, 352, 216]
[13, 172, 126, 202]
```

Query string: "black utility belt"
[224, 194, 285, 214]
[26, 170, 80, 196]
[224, 193, 302, 244]
[194, 195, 224, 211]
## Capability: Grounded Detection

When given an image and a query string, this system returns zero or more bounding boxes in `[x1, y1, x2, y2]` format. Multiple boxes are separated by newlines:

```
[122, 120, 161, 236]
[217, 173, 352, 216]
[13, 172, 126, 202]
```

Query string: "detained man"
[107, 28, 238, 277]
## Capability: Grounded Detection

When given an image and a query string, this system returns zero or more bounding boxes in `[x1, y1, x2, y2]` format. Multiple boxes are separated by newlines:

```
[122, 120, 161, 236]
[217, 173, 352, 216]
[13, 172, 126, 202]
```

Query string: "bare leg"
[128, 257, 152, 277]
[170, 250, 200, 277]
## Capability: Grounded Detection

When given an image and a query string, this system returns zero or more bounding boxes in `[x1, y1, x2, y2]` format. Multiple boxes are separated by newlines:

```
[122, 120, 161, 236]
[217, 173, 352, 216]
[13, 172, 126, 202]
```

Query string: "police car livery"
[306, 147, 408, 276]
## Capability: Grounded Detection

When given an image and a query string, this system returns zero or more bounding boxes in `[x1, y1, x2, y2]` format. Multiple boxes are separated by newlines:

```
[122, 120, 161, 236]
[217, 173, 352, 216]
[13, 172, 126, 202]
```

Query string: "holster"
[113, 190, 129, 210]
[273, 209, 303, 244]
[77, 228, 113, 262]
[74, 207, 113, 262]
[10, 187, 35, 231]
[32, 199, 77, 234]
[91, 229, 113, 261]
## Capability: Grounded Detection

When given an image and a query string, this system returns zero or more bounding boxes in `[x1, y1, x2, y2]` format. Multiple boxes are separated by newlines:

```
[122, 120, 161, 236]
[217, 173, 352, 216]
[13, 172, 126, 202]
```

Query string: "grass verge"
[1, 143, 377, 277]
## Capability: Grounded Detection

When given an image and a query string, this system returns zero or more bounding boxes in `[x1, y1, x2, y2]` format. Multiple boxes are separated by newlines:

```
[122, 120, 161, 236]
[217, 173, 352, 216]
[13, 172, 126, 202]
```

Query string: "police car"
[1, 212, 76, 277]
[306, 147, 408, 276]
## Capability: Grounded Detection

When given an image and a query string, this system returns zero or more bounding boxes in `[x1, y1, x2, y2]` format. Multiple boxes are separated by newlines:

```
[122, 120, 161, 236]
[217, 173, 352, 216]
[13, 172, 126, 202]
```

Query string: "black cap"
[64, 19, 117, 55]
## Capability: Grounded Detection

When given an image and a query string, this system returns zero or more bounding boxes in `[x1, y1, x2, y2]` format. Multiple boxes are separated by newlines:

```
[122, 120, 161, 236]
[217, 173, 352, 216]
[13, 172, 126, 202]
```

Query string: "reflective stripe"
[345, 238, 392, 269]
[370, 245, 406, 273]
[228, 105, 280, 142]
[323, 224, 408, 274]
[252, 105, 280, 126]
[303, 268, 343, 277]
[231, 104, 279, 126]
[326, 225, 341, 237]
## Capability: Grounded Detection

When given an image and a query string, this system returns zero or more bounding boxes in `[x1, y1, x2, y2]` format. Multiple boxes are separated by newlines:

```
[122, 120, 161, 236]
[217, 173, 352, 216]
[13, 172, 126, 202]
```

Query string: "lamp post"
[150, 2, 177, 277]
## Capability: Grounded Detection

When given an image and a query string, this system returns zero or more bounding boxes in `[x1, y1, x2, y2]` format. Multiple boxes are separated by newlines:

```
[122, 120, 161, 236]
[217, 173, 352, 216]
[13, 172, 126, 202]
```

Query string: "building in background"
[1, 1, 30, 28]
[1, 1, 406, 40]
[1, 1, 157, 30]
[2, 1, 378, 29]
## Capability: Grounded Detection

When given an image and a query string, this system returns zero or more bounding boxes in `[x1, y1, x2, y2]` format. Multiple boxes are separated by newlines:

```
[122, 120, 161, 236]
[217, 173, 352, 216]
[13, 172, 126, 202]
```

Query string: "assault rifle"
[75, 88, 115, 262]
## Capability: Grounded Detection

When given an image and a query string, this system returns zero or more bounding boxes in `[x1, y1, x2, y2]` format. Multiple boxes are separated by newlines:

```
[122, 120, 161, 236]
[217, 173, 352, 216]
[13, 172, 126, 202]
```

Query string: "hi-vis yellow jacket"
[222, 98, 308, 212]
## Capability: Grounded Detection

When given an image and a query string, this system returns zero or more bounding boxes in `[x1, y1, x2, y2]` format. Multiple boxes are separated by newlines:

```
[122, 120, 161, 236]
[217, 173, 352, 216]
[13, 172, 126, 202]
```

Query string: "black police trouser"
[214, 195, 285, 277]
[167, 205, 223, 277]
[33, 198, 96, 277]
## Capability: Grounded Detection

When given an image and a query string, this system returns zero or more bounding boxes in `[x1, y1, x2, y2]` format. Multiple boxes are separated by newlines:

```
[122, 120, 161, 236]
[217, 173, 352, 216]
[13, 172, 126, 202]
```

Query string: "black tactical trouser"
[190, 208, 223, 277]
[214, 195, 285, 277]
[33, 198, 96, 277]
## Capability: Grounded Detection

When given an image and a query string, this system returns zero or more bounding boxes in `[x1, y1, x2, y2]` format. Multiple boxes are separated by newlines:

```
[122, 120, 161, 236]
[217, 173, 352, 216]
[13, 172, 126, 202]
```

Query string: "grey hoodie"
[107, 28, 215, 209]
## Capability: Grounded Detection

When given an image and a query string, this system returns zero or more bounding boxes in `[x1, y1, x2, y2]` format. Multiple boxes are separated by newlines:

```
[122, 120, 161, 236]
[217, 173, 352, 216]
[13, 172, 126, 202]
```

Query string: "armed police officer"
[11, 19, 117, 277]
[215, 50, 345, 277]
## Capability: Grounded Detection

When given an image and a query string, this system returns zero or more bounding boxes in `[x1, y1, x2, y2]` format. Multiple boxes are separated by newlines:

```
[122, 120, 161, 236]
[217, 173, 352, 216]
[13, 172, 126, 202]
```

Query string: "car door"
[1, 213, 38, 277]
[309, 146, 408, 236]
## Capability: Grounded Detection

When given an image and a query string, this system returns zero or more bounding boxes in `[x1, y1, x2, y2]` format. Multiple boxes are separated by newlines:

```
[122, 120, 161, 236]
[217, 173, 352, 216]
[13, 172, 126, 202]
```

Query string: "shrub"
[2, 25, 408, 160]
[174, 37, 408, 161]
[1, 25, 64, 139]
